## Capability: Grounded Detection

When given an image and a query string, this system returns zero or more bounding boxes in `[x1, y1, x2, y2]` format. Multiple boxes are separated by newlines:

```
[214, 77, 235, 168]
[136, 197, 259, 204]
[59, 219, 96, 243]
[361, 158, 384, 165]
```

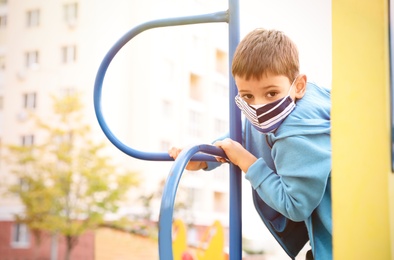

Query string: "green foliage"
[6, 93, 139, 256]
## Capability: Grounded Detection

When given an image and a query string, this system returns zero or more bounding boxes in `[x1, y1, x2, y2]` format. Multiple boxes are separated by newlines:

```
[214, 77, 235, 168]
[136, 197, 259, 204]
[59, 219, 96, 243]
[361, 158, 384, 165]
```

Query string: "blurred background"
[0, 0, 331, 259]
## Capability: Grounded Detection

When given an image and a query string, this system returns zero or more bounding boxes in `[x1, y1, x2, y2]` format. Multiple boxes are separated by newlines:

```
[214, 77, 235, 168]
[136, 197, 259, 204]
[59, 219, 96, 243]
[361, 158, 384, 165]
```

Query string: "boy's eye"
[241, 94, 253, 100]
[266, 92, 278, 98]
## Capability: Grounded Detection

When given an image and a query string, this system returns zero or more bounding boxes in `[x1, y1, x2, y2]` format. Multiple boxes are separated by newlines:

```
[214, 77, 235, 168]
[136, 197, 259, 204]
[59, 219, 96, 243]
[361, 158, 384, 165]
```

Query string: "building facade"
[0, 0, 232, 256]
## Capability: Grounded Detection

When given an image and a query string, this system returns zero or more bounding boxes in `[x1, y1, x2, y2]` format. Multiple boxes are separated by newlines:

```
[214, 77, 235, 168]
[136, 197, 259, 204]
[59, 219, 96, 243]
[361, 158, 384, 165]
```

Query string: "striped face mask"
[234, 80, 297, 134]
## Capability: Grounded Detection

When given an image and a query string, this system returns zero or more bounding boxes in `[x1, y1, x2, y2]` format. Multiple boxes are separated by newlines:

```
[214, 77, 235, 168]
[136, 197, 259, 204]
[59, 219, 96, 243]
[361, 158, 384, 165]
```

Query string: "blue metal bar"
[227, 1, 242, 259]
[93, 11, 228, 162]
[159, 144, 228, 259]
[159, 2, 241, 259]
[93, 2, 242, 259]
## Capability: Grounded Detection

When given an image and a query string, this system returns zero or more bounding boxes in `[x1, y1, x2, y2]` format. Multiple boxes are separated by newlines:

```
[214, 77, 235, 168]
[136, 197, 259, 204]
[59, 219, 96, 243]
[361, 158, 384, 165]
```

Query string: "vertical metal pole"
[228, 0, 242, 259]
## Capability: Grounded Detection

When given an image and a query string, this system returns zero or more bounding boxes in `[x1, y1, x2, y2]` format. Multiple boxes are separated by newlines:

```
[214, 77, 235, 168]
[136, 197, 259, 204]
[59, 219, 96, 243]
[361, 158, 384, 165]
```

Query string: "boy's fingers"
[213, 140, 223, 149]
[168, 147, 183, 159]
[214, 138, 232, 148]
[215, 156, 227, 163]
[168, 147, 177, 158]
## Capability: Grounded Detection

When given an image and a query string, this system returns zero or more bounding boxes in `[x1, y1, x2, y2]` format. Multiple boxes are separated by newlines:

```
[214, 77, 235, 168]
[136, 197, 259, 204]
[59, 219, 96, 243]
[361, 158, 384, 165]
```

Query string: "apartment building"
[0, 0, 233, 253]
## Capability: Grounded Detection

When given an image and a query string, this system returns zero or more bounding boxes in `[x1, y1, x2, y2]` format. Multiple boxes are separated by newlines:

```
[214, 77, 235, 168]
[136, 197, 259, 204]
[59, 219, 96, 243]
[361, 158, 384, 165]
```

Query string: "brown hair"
[231, 28, 299, 82]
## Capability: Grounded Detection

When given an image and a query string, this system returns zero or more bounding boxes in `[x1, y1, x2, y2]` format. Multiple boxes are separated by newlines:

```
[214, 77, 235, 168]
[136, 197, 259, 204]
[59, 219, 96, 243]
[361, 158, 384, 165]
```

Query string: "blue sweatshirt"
[207, 83, 332, 259]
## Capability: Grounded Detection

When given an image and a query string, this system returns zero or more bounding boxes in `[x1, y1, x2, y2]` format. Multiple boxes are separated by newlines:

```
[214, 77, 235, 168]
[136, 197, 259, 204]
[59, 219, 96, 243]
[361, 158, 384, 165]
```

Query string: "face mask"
[234, 78, 297, 134]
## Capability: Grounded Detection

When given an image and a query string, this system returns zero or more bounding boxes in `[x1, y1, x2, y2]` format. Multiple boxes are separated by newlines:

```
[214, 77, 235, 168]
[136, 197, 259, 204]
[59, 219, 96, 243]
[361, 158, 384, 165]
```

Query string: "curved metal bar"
[94, 3, 242, 259]
[158, 144, 228, 259]
[93, 11, 228, 161]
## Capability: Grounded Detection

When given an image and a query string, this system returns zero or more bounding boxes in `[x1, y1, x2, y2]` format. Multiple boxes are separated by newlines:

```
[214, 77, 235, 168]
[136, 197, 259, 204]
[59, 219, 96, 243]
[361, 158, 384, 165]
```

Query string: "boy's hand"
[168, 147, 208, 171]
[214, 138, 257, 173]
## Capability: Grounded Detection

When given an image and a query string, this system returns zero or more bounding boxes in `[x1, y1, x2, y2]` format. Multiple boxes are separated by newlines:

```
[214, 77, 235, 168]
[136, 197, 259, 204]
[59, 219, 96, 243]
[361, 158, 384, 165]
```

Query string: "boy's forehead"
[235, 74, 291, 87]
[260, 72, 292, 82]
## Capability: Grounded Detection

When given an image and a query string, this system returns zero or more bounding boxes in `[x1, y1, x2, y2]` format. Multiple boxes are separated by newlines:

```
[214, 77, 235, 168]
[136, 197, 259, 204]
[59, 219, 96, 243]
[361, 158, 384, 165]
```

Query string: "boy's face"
[234, 73, 307, 106]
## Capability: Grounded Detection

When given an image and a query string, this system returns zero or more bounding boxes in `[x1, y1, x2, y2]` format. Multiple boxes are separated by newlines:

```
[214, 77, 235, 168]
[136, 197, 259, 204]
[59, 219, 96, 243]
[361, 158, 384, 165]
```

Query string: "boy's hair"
[232, 28, 299, 82]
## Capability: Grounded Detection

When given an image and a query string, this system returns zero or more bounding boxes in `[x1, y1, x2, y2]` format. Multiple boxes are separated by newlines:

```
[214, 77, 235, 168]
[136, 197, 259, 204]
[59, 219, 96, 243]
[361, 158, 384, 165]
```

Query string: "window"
[215, 49, 228, 75]
[189, 110, 202, 137]
[214, 82, 228, 98]
[190, 34, 205, 68]
[213, 191, 227, 213]
[19, 177, 30, 192]
[162, 60, 175, 84]
[21, 135, 34, 146]
[214, 118, 227, 135]
[61, 45, 77, 64]
[0, 138, 2, 168]
[26, 9, 40, 27]
[60, 87, 76, 97]
[54, 131, 73, 145]
[213, 165, 228, 183]
[0, 55, 5, 70]
[23, 92, 37, 109]
[189, 73, 203, 101]
[11, 223, 30, 248]
[0, 14, 6, 28]
[64, 3, 78, 24]
[160, 140, 170, 152]
[25, 51, 39, 69]
[161, 100, 172, 118]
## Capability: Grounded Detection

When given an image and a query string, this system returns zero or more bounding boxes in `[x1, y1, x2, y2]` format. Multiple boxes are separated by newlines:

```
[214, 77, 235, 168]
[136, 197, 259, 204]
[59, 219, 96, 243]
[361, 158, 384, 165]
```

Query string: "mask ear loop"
[287, 75, 299, 95]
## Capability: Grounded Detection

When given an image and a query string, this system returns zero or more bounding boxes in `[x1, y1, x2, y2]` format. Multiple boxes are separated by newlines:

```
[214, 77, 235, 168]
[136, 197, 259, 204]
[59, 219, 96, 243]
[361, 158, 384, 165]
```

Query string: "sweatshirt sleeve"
[205, 160, 222, 171]
[245, 134, 331, 222]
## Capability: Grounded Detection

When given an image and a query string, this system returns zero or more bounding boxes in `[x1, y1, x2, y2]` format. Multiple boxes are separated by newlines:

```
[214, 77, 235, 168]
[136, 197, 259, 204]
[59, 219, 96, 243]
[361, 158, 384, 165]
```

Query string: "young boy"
[169, 28, 331, 260]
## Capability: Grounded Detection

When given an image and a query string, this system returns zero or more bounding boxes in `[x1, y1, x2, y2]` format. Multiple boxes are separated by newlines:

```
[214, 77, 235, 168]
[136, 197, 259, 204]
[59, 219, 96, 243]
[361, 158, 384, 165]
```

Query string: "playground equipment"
[94, 1, 243, 259]
[331, 0, 393, 259]
[94, 0, 394, 259]
[195, 220, 226, 260]
[172, 219, 226, 260]
[172, 219, 187, 260]
[93, 0, 307, 257]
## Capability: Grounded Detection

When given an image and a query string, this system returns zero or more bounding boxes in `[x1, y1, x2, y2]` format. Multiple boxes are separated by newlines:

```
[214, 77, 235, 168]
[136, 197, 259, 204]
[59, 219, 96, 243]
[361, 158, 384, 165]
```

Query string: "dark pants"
[306, 250, 314, 260]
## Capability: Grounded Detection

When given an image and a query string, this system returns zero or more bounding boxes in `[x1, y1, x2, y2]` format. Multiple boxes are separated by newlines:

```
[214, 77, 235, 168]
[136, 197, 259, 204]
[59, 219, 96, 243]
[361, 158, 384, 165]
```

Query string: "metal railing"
[93, 0, 241, 259]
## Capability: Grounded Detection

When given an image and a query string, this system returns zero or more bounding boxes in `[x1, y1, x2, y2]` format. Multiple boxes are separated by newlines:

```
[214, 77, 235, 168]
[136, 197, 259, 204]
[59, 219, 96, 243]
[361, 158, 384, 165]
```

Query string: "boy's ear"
[295, 74, 307, 99]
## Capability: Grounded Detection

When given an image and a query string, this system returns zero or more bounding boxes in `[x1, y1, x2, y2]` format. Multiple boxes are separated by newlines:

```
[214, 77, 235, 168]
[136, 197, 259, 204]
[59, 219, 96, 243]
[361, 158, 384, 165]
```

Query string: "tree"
[6, 93, 139, 260]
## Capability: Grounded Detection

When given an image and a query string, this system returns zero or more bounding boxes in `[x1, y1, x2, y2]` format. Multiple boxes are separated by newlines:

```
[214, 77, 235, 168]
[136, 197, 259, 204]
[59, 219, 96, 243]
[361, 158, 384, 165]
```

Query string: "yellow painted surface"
[196, 220, 225, 260]
[391, 175, 394, 258]
[332, 0, 393, 259]
[172, 219, 187, 260]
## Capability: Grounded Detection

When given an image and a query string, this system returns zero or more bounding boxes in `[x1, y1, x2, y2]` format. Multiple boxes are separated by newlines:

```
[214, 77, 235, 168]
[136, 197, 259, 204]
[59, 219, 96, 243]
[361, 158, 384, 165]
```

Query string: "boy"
[169, 28, 331, 260]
